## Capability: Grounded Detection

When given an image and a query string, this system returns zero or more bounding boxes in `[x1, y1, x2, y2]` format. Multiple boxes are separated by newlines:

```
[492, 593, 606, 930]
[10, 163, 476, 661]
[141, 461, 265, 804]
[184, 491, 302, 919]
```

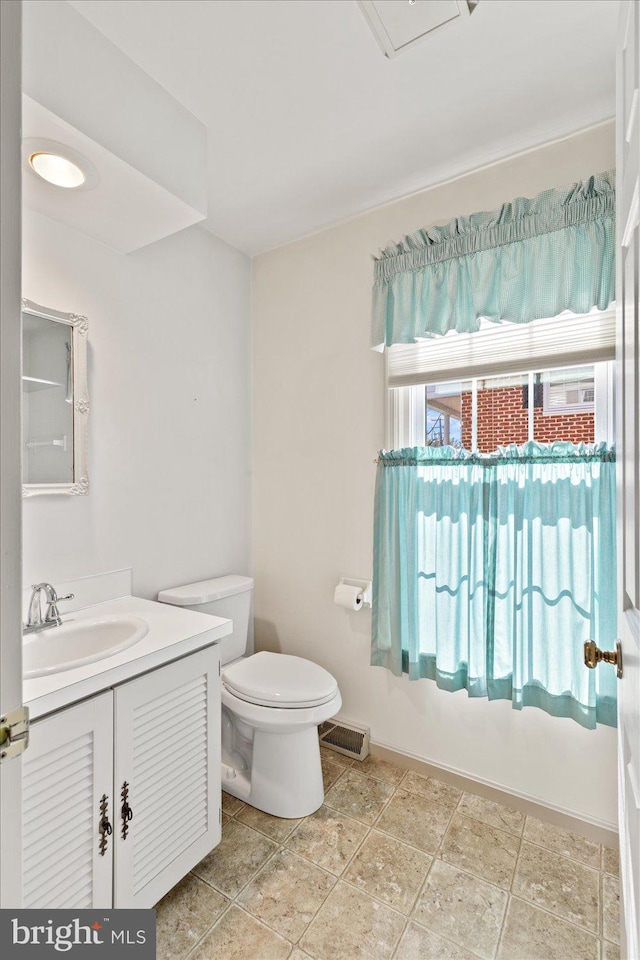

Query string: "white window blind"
[543, 369, 596, 413]
[386, 310, 616, 388]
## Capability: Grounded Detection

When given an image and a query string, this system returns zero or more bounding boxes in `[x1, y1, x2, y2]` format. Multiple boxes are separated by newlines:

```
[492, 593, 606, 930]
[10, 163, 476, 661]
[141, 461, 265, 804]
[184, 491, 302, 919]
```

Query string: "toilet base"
[221, 724, 324, 819]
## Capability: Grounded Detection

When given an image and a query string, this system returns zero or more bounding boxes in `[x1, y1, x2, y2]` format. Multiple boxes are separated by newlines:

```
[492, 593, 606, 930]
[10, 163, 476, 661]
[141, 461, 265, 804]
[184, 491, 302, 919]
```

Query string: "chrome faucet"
[24, 583, 75, 634]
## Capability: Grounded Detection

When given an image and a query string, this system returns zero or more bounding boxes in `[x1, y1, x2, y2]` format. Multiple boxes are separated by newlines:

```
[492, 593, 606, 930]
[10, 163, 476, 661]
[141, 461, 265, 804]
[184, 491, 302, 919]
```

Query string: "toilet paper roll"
[334, 583, 364, 610]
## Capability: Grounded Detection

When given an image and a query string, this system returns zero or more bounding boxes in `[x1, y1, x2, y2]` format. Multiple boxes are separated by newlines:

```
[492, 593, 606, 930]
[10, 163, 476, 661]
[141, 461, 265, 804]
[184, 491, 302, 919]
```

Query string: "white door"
[617, 3, 640, 958]
[0, 0, 24, 911]
[22, 694, 114, 908]
[113, 647, 221, 908]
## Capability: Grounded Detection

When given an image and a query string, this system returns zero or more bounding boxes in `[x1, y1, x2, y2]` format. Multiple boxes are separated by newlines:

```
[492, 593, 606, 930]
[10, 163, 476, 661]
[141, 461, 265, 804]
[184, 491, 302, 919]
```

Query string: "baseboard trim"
[368, 739, 618, 848]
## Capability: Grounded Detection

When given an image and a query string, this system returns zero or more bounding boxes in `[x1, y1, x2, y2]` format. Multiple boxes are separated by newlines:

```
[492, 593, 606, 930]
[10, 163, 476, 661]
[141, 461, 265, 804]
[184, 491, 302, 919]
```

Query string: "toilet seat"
[222, 651, 338, 709]
[222, 684, 342, 733]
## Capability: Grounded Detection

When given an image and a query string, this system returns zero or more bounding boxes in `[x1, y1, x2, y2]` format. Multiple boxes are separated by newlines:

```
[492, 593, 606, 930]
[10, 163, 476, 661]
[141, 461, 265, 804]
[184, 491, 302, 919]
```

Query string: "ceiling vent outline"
[358, 0, 480, 59]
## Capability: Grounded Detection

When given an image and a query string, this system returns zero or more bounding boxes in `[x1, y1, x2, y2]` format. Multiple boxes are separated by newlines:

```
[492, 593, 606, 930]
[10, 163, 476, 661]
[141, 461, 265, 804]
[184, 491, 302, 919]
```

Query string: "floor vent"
[318, 718, 370, 761]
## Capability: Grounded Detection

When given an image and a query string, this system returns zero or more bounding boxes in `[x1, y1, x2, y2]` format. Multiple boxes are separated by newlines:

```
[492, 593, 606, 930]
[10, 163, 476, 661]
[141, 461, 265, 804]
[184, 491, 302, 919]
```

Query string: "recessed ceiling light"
[22, 138, 99, 192]
[29, 152, 86, 189]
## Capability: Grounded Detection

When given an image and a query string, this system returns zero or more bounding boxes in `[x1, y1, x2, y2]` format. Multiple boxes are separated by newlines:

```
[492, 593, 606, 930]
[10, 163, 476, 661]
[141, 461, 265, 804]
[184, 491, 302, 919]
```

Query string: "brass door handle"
[584, 640, 623, 679]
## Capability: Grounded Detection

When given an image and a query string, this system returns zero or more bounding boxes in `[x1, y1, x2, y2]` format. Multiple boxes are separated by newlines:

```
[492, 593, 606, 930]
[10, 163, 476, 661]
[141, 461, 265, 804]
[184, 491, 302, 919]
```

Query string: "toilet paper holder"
[335, 577, 372, 608]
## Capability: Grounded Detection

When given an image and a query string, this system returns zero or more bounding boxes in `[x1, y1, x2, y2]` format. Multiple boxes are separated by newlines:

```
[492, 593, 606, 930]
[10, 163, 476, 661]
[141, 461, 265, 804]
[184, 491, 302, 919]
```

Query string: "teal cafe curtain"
[371, 172, 615, 348]
[371, 442, 617, 729]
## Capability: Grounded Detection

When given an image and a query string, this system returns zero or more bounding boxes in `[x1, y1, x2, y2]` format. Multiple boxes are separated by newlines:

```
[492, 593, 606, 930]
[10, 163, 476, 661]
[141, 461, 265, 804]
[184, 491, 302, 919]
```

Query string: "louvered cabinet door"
[22, 693, 114, 908]
[113, 646, 221, 907]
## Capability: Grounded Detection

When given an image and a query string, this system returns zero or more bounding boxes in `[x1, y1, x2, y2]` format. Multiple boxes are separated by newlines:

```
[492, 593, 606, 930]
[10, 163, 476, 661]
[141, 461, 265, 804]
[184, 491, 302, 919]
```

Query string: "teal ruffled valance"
[372, 171, 616, 348]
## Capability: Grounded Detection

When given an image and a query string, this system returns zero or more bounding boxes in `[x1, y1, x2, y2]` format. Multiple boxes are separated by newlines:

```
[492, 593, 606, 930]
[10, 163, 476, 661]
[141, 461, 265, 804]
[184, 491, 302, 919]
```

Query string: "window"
[391, 363, 611, 451]
[386, 311, 615, 451]
[425, 382, 466, 448]
[543, 369, 595, 415]
[377, 310, 617, 730]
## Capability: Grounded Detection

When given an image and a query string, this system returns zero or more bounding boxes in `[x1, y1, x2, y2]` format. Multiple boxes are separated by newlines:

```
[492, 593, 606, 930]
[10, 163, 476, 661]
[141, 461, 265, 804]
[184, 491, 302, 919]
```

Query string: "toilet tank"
[157, 575, 253, 665]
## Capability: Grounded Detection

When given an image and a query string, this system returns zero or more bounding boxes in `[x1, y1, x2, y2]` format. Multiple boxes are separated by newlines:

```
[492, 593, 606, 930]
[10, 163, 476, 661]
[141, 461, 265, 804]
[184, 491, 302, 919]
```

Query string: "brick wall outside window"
[460, 385, 595, 453]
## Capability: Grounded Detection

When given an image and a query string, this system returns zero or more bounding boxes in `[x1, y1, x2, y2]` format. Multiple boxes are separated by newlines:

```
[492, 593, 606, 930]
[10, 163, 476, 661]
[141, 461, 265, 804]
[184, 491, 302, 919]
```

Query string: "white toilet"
[158, 575, 342, 819]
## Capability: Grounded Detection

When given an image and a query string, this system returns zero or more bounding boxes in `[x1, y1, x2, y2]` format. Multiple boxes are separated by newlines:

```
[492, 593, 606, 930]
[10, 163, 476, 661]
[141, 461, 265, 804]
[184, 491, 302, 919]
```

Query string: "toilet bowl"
[221, 651, 341, 818]
[158, 576, 341, 819]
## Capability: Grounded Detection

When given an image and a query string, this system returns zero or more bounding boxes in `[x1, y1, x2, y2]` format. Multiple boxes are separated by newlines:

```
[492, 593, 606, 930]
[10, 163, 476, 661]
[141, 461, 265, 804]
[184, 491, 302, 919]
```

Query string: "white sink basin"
[24, 615, 149, 679]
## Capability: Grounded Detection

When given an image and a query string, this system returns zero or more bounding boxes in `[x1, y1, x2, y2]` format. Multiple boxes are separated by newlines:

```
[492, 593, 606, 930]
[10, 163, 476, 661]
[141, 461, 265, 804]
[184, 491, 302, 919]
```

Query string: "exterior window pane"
[425, 381, 470, 448]
[535, 365, 595, 444]
[474, 373, 529, 453]
[416, 364, 602, 453]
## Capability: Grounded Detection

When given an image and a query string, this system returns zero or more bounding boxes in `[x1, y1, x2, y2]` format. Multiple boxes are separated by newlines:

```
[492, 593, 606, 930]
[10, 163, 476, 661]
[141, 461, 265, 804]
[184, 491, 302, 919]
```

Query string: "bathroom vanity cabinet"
[22, 645, 221, 909]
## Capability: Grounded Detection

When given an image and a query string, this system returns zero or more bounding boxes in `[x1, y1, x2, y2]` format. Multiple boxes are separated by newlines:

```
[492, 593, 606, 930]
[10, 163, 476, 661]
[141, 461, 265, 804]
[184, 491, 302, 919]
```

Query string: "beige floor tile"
[602, 873, 620, 944]
[439, 813, 520, 889]
[321, 756, 346, 791]
[155, 873, 228, 960]
[289, 950, 312, 960]
[221, 812, 230, 825]
[358, 755, 405, 785]
[458, 792, 525, 837]
[320, 745, 353, 767]
[285, 804, 369, 876]
[497, 896, 599, 960]
[324, 769, 394, 825]
[602, 940, 621, 960]
[192, 819, 277, 898]
[412, 860, 507, 960]
[221, 791, 246, 817]
[300, 880, 405, 960]
[400, 771, 462, 810]
[190, 905, 292, 960]
[513, 841, 599, 932]
[236, 803, 302, 843]
[523, 816, 601, 869]
[343, 829, 432, 915]
[237, 848, 336, 942]
[602, 843, 620, 877]
[376, 788, 452, 854]
[394, 921, 477, 960]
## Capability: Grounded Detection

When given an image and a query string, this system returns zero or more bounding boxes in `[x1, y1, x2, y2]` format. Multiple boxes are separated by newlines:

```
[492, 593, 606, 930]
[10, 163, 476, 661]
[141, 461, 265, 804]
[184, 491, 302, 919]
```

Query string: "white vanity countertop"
[24, 595, 231, 720]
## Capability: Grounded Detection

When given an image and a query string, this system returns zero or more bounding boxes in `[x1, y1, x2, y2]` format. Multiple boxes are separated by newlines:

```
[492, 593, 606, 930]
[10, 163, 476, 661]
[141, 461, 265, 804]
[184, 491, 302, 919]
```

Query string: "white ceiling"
[67, 0, 617, 256]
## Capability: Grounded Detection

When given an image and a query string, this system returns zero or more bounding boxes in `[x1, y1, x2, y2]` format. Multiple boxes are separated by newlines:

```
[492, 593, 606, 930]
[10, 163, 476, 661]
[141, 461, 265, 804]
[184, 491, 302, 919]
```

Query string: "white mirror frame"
[22, 298, 89, 497]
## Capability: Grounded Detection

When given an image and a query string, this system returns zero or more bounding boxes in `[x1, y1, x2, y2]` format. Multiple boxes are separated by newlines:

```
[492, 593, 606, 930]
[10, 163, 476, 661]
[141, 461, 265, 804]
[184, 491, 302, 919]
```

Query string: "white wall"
[23, 208, 252, 600]
[252, 122, 619, 829]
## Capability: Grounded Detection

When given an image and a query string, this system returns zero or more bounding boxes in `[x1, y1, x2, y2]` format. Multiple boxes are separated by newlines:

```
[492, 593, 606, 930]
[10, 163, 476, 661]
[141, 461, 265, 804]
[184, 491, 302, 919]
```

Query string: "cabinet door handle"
[98, 794, 112, 856]
[121, 780, 133, 840]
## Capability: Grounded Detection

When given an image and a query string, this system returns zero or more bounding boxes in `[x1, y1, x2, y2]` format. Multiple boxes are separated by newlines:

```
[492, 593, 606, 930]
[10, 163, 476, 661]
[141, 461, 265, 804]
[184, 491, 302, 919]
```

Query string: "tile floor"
[155, 748, 621, 960]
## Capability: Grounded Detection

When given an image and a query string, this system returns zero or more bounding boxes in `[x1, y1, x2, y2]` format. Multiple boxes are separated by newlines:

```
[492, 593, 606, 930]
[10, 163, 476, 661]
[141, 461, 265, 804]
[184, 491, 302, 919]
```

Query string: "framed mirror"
[22, 299, 89, 496]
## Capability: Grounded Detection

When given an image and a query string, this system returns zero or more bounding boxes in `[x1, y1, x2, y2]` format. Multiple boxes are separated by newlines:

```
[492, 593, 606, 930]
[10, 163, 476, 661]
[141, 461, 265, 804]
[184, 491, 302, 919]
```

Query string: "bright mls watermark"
[0, 910, 156, 957]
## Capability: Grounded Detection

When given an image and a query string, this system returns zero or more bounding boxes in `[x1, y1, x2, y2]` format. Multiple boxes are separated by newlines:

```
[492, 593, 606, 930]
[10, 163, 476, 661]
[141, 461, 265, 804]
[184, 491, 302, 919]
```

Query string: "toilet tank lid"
[158, 575, 253, 606]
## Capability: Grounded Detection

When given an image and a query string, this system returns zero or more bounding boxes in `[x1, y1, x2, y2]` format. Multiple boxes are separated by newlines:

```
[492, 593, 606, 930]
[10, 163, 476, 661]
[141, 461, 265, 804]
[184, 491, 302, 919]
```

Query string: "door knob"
[584, 640, 623, 679]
